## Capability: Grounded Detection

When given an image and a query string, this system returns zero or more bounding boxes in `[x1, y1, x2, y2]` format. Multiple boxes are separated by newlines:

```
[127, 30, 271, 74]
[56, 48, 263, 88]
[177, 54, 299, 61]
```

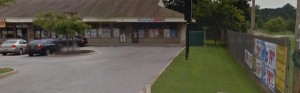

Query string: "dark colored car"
[27, 39, 60, 56]
[57, 36, 88, 47]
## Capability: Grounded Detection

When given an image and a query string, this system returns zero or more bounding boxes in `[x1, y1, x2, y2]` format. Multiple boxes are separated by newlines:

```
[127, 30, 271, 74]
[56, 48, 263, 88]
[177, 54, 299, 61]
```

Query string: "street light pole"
[250, 0, 255, 34]
[293, 1, 300, 93]
[184, 0, 192, 60]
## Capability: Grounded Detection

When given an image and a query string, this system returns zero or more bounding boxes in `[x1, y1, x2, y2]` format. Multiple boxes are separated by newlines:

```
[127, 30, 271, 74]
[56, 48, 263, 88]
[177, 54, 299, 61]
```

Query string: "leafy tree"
[33, 12, 91, 49]
[0, 0, 15, 7]
[163, 0, 249, 44]
[287, 19, 296, 32]
[256, 3, 296, 26]
[263, 17, 287, 32]
[163, 0, 185, 13]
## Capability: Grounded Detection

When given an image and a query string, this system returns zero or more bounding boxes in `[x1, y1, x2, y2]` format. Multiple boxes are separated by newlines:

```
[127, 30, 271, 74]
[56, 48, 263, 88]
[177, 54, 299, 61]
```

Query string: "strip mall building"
[0, 0, 186, 45]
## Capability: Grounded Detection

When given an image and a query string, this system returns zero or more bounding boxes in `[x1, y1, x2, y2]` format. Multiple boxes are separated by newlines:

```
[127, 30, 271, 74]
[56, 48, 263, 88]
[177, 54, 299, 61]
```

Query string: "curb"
[141, 47, 185, 93]
[0, 69, 17, 79]
[87, 44, 183, 46]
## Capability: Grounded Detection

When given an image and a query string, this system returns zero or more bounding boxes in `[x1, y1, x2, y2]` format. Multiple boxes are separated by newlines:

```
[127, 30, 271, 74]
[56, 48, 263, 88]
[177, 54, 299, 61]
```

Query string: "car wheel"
[2, 53, 7, 56]
[28, 54, 33, 56]
[19, 49, 23, 55]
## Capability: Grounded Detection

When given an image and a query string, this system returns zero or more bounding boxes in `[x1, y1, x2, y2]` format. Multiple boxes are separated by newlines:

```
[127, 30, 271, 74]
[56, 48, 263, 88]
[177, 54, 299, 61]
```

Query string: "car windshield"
[3, 40, 17, 44]
[29, 40, 44, 44]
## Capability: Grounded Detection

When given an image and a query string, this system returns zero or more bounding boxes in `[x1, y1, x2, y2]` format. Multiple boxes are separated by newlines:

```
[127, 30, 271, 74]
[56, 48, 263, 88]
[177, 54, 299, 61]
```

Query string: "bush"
[263, 17, 287, 32]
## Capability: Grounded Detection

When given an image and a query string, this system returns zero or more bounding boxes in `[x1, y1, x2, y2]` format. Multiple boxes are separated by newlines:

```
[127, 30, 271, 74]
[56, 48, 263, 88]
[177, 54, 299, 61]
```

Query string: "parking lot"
[0, 46, 182, 93]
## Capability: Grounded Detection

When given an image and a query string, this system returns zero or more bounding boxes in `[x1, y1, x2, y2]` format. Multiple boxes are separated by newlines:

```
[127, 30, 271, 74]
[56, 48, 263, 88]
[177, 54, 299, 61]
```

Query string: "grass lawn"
[0, 68, 13, 74]
[152, 45, 261, 93]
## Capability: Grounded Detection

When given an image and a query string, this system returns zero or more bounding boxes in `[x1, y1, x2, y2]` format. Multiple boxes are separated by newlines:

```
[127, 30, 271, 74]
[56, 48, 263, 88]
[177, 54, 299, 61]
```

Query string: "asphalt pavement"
[0, 46, 182, 93]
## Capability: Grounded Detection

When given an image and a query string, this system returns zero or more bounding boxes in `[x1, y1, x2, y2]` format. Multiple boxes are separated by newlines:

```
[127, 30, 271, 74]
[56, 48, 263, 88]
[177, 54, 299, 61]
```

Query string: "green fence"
[189, 31, 206, 46]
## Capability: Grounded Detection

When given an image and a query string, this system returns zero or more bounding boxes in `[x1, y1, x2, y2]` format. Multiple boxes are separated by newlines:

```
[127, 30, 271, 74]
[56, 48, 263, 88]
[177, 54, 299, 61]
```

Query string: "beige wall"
[180, 23, 187, 44]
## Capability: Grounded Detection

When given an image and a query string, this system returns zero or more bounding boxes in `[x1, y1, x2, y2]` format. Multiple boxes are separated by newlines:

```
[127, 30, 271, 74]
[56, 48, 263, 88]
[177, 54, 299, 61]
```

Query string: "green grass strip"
[152, 46, 261, 93]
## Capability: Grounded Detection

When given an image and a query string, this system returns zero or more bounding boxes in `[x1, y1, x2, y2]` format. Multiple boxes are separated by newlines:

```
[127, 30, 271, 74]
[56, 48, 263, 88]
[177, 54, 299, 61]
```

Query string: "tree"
[287, 19, 296, 32]
[33, 12, 91, 51]
[263, 17, 287, 32]
[163, 0, 249, 44]
[256, 3, 296, 24]
[0, 0, 15, 7]
[163, 0, 185, 13]
[192, 0, 246, 43]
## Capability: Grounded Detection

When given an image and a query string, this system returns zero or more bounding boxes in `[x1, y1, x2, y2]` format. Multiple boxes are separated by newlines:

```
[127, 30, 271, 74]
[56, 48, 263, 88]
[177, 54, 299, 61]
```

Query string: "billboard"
[245, 49, 253, 69]
[254, 39, 277, 92]
[276, 46, 288, 93]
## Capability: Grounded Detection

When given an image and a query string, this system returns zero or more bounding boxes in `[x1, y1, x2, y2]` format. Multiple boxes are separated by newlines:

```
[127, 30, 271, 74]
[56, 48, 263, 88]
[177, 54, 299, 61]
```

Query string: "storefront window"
[163, 23, 178, 39]
[34, 28, 48, 39]
[85, 30, 91, 38]
[113, 28, 120, 38]
[85, 29, 98, 38]
[102, 26, 110, 38]
[1, 28, 14, 38]
[164, 29, 171, 38]
[170, 29, 177, 38]
[148, 29, 155, 38]
[154, 29, 161, 38]
[98, 28, 103, 38]
[16, 29, 22, 38]
[91, 29, 98, 38]
[138, 29, 145, 38]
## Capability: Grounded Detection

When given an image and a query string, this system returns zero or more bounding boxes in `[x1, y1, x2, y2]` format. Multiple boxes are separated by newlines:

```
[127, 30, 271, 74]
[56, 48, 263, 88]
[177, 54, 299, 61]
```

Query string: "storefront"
[84, 22, 185, 44]
[0, 0, 186, 45]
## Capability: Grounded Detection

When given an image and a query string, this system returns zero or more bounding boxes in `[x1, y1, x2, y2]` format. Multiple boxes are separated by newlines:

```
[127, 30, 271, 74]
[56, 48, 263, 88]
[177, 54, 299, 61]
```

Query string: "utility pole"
[293, 1, 300, 93]
[250, 0, 255, 34]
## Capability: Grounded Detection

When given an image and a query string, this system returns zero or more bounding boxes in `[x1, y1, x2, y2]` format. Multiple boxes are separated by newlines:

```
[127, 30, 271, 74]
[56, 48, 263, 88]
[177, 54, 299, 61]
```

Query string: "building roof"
[0, 0, 184, 18]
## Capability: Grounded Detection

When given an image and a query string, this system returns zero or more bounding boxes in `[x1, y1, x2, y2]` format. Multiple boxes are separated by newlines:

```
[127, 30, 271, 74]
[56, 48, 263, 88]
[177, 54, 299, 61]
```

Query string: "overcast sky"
[251, 0, 297, 9]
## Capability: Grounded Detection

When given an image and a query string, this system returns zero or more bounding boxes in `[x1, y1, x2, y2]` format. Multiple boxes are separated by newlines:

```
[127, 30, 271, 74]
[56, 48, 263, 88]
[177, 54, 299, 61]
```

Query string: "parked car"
[0, 39, 28, 56]
[57, 36, 88, 47]
[27, 39, 60, 56]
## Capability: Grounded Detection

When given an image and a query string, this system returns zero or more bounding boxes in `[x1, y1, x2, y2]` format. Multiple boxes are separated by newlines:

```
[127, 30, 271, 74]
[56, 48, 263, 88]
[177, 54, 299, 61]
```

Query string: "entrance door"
[17, 28, 28, 41]
[132, 30, 139, 43]
[120, 30, 126, 43]
[21, 29, 28, 41]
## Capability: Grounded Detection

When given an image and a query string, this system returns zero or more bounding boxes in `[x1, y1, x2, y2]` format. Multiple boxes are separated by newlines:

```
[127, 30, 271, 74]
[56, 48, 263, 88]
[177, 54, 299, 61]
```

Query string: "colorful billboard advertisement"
[276, 46, 288, 93]
[253, 58, 262, 78]
[254, 39, 277, 92]
[245, 49, 253, 69]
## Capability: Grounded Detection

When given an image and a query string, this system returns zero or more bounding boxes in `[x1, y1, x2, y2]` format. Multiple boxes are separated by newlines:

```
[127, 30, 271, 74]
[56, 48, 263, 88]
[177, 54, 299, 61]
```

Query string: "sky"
[251, 0, 297, 9]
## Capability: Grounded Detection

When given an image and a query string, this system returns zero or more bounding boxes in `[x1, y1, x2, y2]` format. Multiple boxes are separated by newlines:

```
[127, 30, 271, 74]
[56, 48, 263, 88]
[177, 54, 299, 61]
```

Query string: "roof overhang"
[4, 17, 187, 23]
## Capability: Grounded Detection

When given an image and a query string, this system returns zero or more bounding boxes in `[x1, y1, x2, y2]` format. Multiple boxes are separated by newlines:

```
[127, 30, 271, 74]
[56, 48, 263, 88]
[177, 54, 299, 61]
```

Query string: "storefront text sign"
[138, 18, 165, 22]
[0, 18, 6, 28]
